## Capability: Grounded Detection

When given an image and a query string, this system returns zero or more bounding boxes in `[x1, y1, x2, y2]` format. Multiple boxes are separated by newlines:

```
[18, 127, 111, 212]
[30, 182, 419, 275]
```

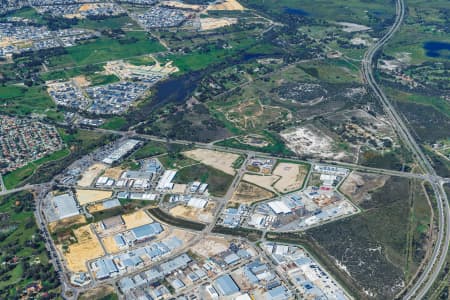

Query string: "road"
[360, 0, 450, 298]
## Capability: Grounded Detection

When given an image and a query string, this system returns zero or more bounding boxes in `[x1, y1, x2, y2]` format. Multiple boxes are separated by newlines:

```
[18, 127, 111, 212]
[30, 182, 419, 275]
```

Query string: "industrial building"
[52, 193, 79, 220]
[131, 223, 163, 241]
[214, 274, 240, 296]
[103, 139, 140, 165]
[156, 170, 177, 190]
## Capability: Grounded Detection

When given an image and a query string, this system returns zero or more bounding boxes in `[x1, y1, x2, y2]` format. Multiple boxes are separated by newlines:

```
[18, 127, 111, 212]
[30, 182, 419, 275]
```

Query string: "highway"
[360, 0, 450, 298]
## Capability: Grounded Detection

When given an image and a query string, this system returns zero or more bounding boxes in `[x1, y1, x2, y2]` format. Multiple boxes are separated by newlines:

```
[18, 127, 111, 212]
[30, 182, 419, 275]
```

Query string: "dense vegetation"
[0, 192, 60, 299]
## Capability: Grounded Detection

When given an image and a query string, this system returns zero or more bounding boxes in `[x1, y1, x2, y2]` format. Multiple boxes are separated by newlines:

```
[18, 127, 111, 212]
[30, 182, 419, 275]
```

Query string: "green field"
[0, 85, 61, 119]
[48, 31, 165, 68]
[100, 116, 128, 130]
[0, 191, 60, 298]
[173, 163, 234, 196]
[87, 73, 120, 86]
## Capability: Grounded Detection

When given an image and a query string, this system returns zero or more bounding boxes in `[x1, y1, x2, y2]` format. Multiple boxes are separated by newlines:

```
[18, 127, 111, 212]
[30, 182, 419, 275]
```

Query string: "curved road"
[361, 0, 450, 299]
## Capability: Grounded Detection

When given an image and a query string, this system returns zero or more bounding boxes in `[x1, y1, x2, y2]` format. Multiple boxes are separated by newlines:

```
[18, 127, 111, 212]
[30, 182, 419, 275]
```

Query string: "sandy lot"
[281, 125, 347, 160]
[230, 181, 274, 205]
[162, 1, 203, 10]
[77, 163, 107, 187]
[87, 202, 109, 213]
[183, 149, 239, 175]
[76, 189, 112, 206]
[191, 236, 230, 258]
[103, 166, 125, 180]
[122, 210, 153, 230]
[242, 174, 279, 193]
[48, 215, 86, 232]
[64, 225, 104, 272]
[72, 75, 90, 88]
[172, 184, 187, 194]
[200, 17, 237, 30]
[170, 203, 215, 223]
[207, 0, 244, 11]
[340, 171, 390, 204]
[273, 162, 308, 193]
[102, 235, 121, 254]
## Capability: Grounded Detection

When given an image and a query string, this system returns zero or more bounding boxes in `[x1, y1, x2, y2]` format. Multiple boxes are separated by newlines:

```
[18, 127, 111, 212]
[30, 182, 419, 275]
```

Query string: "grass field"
[0, 85, 61, 119]
[173, 163, 234, 196]
[48, 31, 165, 68]
[100, 116, 128, 130]
[40, 64, 105, 81]
[3, 148, 70, 189]
[241, 0, 394, 27]
[0, 191, 60, 298]
[87, 73, 120, 86]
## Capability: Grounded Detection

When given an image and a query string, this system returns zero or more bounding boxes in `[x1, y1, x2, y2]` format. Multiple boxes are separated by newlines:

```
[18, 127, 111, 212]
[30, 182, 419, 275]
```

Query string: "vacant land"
[242, 173, 279, 193]
[76, 189, 112, 206]
[77, 163, 107, 187]
[340, 172, 390, 204]
[122, 210, 153, 230]
[174, 163, 234, 197]
[230, 181, 274, 205]
[79, 285, 117, 300]
[64, 225, 104, 272]
[191, 236, 230, 258]
[103, 166, 125, 180]
[169, 203, 215, 223]
[207, 0, 244, 11]
[48, 215, 87, 233]
[306, 177, 431, 299]
[182, 149, 239, 175]
[0, 85, 59, 118]
[272, 162, 309, 193]
[48, 32, 164, 68]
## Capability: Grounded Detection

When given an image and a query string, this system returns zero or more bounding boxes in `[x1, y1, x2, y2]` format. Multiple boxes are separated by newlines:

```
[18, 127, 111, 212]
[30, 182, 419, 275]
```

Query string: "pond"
[284, 7, 309, 16]
[423, 41, 450, 59]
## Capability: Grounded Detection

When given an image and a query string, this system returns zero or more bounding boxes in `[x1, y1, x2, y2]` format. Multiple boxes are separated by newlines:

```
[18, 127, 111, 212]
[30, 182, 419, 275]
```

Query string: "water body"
[284, 7, 309, 16]
[423, 41, 450, 59]
[151, 72, 203, 109]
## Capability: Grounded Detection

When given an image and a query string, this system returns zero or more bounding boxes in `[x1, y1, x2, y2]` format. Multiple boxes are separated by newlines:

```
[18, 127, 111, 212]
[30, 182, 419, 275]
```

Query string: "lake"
[423, 41, 450, 59]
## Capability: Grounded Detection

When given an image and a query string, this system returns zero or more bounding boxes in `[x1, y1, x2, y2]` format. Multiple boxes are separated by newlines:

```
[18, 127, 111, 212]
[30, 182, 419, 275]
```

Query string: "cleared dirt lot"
[79, 285, 116, 300]
[102, 235, 120, 254]
[340, 171, 390, 204]
[207, 0, 244, 11]
[76, 189, 112, 205]
[273, 162, 309, 193]
[242, 174, 279, 193]
[77, 163, 107, 187]
[103, 166, 125, 180]
[64, 225, 104, 272]
[281, 124, 348, 160]
[48, 215, 86, 233]
[191, 236, 230, 258]
[230, 181, 274, 205]
[200, 17, 237, 30]
[122, 210, 153, 230]
[169, 202, 215, 223]
[183, 149, 239, 175]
